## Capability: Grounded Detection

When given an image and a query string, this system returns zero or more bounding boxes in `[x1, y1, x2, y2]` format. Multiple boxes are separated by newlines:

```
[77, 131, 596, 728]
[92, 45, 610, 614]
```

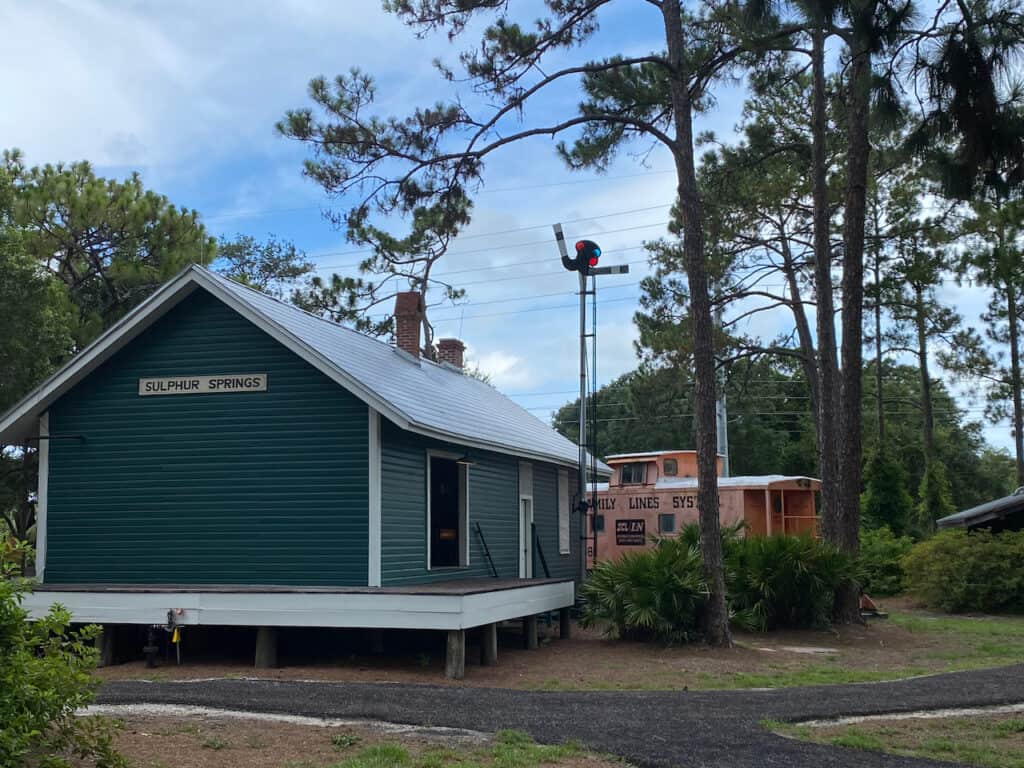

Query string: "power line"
[429, 293, 642, 322]
[205, 173, 676, 224]
[449, 257, 648, 289]
[420, 281, 643, 312]
[311, 220, 671, 271]
[366, 265, 648, 322]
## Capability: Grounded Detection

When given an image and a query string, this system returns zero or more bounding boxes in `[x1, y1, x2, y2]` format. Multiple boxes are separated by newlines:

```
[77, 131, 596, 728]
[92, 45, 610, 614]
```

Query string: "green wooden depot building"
[0, 265, 609, 678]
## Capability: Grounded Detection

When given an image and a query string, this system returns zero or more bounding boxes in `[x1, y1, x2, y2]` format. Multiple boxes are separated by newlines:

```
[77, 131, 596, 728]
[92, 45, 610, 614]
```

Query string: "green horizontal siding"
[380, 420, 520, 585]
[379, 420, 577, 585]
[46, 288, 369, 586]
[531, 463, 577, 579]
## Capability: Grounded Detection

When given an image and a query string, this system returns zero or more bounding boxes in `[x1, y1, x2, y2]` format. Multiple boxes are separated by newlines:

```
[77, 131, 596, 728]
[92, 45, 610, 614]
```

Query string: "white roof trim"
[605, 450, 726, 461]
[0, 275, 202, 444]
[0, 265, 609, 474]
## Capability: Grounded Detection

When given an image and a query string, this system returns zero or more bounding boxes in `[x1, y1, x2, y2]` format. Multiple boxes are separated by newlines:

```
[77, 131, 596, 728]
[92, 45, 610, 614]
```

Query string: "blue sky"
[1, 0, 1012, 456]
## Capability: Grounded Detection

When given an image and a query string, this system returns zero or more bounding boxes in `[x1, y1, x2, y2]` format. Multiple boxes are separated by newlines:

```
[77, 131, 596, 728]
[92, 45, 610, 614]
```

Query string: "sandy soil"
[91, 599, 976, 691]
[81, 711, 619, 768]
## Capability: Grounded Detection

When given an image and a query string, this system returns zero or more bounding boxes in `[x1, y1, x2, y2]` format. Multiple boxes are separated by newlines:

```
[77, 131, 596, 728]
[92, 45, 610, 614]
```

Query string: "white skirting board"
[22, 581, 575, 630]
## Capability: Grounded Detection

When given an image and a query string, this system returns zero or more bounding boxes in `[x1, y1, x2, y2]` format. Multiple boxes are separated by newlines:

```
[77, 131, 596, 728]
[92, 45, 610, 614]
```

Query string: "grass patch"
[769, 713, 1024, 768]
[705, 664, 931, 689]
[202, 735, 229, 750]
[890, 613, 1024, 641]
[331, 732, 362, 750]
[828, 729, 885, 751]
[319, 731, 582, 768]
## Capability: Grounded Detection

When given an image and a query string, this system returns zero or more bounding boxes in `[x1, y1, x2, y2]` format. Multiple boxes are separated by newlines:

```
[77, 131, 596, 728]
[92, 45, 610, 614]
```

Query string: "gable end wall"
[45, 289, 369, 586]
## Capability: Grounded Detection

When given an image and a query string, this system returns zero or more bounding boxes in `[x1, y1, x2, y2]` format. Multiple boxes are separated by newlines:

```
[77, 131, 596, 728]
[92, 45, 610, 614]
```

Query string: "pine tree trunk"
[834, 7, 873, 624]
[810, 25, 841, 534]
[1007, 282, 1024, 487]
[661, 0, 731, 647]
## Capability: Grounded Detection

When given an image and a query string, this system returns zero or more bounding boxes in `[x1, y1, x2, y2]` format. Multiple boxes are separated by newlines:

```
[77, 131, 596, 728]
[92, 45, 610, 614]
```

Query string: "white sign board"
[138, 374, 267, 396]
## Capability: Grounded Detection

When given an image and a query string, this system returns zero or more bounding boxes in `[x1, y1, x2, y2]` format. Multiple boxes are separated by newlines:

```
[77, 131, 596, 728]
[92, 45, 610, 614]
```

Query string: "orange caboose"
[589, 450, 820, 563]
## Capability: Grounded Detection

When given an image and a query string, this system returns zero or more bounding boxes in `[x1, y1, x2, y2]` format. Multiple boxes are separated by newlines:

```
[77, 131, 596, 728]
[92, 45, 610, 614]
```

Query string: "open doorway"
[428, 455, 468, 569]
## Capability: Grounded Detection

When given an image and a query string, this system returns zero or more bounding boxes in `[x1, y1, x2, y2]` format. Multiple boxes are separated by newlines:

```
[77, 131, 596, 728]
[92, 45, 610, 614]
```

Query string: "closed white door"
[519, 498, 533, 578]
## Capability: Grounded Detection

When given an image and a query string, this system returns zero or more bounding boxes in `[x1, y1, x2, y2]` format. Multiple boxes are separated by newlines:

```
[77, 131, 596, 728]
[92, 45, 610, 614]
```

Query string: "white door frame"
[519, 495, 534, 579]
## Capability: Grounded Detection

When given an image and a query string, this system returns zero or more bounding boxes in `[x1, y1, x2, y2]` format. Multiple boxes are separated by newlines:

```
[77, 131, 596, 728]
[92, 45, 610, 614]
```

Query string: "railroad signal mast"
[553, 224, 629, 584]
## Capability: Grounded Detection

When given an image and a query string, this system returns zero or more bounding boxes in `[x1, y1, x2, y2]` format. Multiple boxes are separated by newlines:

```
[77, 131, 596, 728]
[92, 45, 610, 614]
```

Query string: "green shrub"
[728, 533, 855, 631]
[578, 536, 708, 644]
[858, 526, 914, 596]
[580, 524, 855, 640]
[0, 541, 127, 768]
[903, 529, 1024, 613]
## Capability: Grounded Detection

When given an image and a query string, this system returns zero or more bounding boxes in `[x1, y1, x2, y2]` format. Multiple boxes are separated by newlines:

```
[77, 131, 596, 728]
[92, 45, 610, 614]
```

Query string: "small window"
[658, 513, 676, 534]
[663, 458, 678, 477]
[620, 462, 646, 485]
[592, 514, 605, 533]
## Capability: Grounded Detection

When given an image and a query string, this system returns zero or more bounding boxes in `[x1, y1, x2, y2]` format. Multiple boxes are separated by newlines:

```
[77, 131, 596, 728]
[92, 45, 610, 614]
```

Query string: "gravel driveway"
[97, 663, 1024, 767]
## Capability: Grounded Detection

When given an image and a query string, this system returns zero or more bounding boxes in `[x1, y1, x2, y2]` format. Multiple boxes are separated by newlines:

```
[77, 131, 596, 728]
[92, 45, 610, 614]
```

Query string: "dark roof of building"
[936, 489, 1024, 529]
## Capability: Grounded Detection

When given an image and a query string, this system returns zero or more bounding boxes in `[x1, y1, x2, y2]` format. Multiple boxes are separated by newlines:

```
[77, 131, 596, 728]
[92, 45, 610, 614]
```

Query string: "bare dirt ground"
[80, 711, 620, 768]
[93, 597, 1024, 691]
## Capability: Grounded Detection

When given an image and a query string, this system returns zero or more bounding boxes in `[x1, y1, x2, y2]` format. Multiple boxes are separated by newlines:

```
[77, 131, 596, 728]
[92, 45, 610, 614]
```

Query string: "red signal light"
[563, 238, 602, 275]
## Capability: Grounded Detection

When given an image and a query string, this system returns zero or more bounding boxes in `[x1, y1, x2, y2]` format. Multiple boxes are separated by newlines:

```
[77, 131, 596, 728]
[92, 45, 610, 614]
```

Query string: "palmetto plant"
[727, 533, 855, 631]
[579, 537, 708, 644]
[580, 524, 856, 642]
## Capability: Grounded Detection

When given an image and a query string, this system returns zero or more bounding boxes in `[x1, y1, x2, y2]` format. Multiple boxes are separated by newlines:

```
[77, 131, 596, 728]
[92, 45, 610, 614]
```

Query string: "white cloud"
[0, 0, 437, 170]
[472, 350, 535, 390]
[5, 0, 1015, 463]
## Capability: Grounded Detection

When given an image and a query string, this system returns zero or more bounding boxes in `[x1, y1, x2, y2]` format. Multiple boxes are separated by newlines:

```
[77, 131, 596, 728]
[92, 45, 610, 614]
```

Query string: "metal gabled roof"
[937, 489, 1024, 529]
[0, 265, 609, 474]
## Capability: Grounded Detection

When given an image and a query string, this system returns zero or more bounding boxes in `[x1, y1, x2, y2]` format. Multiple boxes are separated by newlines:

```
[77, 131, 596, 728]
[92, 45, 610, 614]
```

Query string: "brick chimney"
[394, 291, 424, 358]
[436, 338, 465, 369]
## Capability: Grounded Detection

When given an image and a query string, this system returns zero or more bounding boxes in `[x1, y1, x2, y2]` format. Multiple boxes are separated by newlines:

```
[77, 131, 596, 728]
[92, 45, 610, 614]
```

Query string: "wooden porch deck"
[23, 577, 575, 632]
[32, 577, 570, 596]
[27, 578, 576, 680]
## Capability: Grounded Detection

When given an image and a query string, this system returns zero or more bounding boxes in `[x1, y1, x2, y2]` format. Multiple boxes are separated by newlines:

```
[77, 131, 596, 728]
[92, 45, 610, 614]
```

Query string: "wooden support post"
[445, 629, 466, 679]
[481, 623, 498, 666]
[524, 615, 538, 650]
[97, 625, 116, 667]
[369, 629, 385, 655]
[559, 607, 572, 640]
[254, 627, 278, 669]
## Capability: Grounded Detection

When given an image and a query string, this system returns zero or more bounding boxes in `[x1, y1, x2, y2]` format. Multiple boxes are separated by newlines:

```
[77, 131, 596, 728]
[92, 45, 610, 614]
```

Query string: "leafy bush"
[0, 541, 126, 767]
[579, 536, 707, 644]
[580, 524, 855, 641]
[728, 533, 855, 631]
[903, 529, 1024, 613]
[858, 526, 914, 596]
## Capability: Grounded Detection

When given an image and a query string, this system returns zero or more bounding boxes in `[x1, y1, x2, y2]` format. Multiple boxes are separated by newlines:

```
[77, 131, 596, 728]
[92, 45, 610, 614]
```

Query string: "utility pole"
[714, 301, 730, 477]
[554, 224, 629, 583]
